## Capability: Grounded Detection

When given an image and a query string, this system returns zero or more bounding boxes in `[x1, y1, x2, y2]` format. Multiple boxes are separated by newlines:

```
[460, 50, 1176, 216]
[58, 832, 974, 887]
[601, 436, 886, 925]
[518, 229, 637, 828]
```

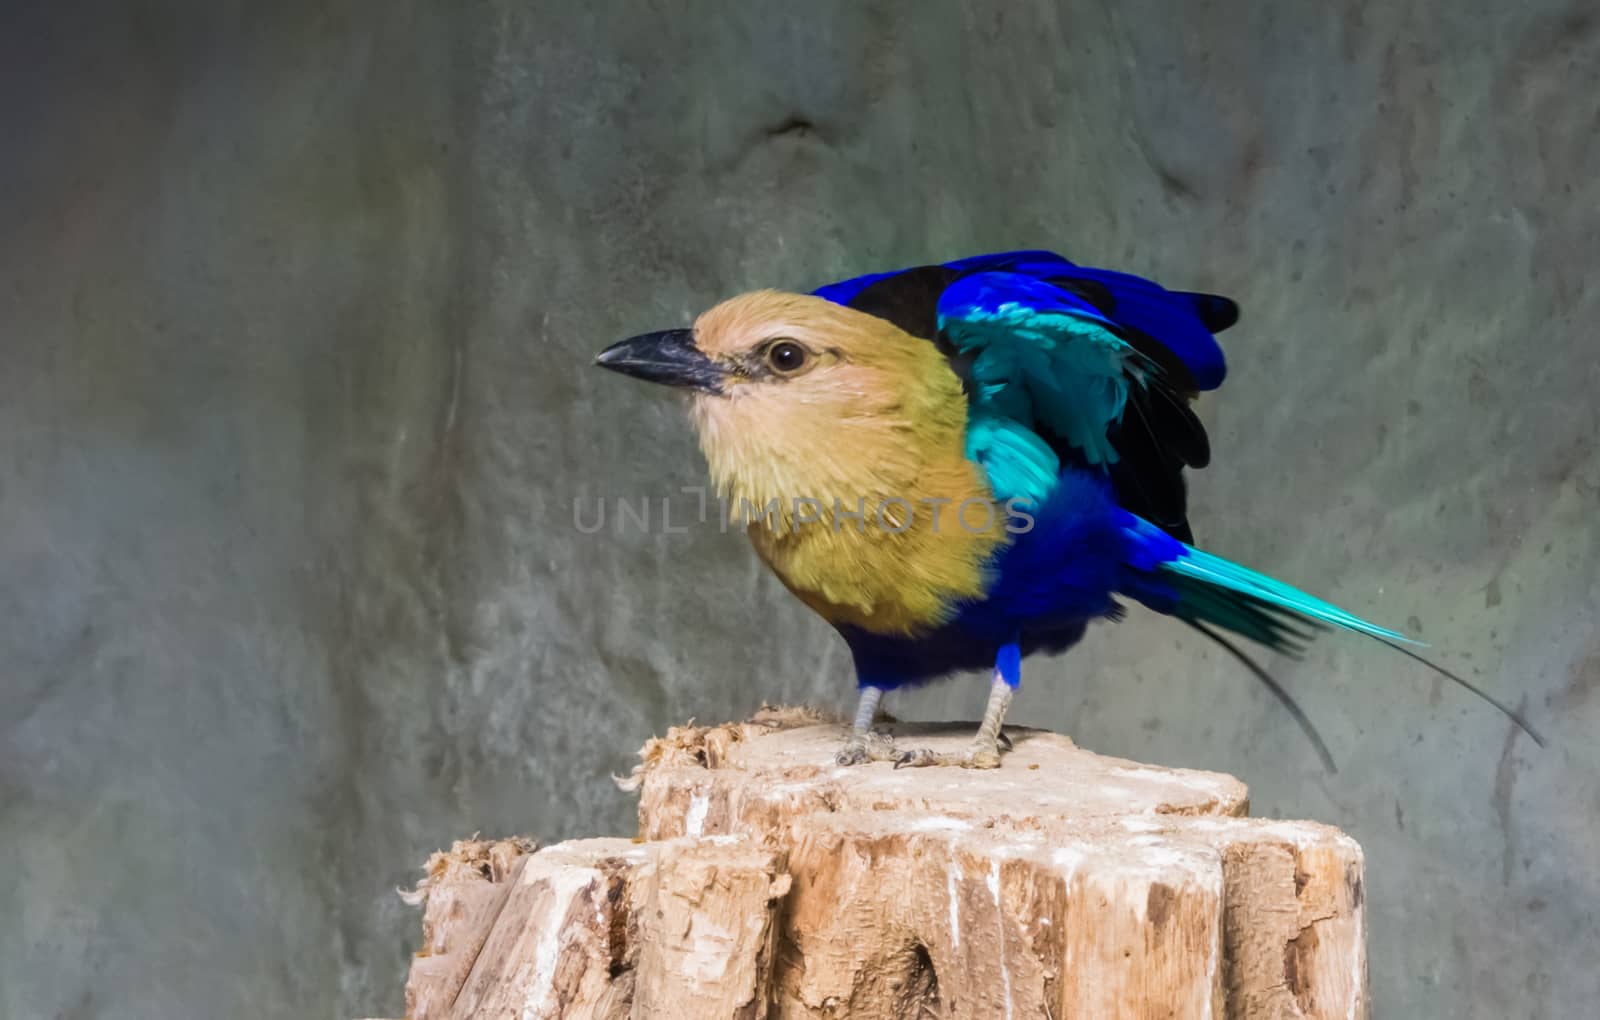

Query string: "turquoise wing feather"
[937, 272, 1155, 500]
[818, 253, 1227, 541]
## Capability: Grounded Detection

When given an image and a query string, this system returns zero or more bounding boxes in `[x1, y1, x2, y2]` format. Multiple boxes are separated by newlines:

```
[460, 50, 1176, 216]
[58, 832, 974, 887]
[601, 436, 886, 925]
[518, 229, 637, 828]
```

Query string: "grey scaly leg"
[967, 672, 1014, 766]
[834, 685, 897, 765]
[894, 670, 1015, 770]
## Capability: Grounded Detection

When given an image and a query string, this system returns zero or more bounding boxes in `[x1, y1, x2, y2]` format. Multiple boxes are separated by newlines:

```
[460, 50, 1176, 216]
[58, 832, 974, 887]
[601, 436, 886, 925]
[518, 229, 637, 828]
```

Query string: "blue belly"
[839, 470, 1136, 690]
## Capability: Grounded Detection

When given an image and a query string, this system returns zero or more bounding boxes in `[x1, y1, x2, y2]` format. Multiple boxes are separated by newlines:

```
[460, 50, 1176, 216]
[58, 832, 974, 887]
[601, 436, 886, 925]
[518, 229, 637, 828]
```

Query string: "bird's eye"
[764, 340, 810, 376]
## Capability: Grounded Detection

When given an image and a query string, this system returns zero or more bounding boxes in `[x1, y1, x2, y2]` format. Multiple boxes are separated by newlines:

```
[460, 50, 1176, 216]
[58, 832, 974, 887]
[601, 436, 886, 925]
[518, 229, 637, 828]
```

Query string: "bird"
[595, 249, 1542, 769]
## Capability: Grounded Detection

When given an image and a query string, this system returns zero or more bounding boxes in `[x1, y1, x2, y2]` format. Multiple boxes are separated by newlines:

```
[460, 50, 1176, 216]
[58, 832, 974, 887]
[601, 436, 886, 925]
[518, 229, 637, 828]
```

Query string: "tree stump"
[384, 708, 1366, 1019]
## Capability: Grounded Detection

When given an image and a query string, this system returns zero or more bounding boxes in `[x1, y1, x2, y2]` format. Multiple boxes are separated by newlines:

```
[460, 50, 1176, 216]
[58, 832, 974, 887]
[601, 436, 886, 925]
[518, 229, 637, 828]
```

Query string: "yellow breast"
[686, 292, 1009, 635]
[743, 452, 1006, 635]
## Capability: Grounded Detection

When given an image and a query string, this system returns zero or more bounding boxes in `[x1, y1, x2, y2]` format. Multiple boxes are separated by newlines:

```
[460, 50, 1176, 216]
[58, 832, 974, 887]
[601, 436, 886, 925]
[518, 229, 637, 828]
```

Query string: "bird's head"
[597, 290, 968, 509]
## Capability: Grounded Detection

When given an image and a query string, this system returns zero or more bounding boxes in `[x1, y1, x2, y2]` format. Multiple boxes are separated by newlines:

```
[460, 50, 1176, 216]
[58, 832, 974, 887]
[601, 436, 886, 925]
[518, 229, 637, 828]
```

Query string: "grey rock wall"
[1, 1, 1595, 1017]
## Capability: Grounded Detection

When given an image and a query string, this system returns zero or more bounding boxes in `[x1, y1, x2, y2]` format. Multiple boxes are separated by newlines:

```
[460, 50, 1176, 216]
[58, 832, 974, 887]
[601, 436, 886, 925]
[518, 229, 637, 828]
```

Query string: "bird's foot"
[834, 728, 899, 766]
[892, 731, 1008, 770]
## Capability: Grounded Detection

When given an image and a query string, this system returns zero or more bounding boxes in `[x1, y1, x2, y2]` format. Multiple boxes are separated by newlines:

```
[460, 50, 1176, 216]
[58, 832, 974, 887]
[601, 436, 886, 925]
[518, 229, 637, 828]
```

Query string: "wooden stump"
[385, 708, 1366, 1019]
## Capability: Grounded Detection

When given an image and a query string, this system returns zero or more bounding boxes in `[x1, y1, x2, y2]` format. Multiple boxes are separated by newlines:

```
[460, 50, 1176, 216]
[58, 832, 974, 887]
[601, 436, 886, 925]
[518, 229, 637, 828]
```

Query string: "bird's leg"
[967, 672, 1015, 766]
[894, 641, 1021, 770]
[835, 685, 897, 765]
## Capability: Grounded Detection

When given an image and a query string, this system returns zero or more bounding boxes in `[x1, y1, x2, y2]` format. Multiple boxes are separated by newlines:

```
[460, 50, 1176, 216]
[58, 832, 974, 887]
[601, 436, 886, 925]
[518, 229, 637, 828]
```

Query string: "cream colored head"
[596, 289, 1004, 633]
[683, 290, 969, 511]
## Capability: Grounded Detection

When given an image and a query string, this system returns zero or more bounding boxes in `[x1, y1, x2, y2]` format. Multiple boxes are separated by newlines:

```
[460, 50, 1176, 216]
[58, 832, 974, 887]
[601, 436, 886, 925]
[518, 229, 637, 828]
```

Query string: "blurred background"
[2, 1, 1596, 1017]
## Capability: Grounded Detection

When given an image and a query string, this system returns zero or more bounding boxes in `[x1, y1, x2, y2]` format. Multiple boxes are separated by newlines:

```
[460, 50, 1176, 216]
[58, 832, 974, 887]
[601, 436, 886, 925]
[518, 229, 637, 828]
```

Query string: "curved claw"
[835, 728, 898, 766]
[892, 745, 1003, 770]
[892, 748, 934, 770]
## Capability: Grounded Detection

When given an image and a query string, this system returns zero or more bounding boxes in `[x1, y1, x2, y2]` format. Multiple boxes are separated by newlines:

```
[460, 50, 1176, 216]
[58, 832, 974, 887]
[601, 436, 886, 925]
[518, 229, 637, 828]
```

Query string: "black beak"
[594, 328, 725, 393]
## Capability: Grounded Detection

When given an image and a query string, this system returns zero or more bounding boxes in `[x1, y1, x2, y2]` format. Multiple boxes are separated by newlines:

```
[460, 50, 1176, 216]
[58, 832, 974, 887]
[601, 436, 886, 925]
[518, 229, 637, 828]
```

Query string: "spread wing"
[815, 251, 1235, 543]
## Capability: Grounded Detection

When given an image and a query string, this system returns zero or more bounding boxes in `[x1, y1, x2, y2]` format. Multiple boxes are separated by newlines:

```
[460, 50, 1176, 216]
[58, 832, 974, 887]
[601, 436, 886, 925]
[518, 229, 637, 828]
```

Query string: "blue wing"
[815, 250, 1231, 540]
[815, 249, 1232, 390]
[938, 271, 1135, 475]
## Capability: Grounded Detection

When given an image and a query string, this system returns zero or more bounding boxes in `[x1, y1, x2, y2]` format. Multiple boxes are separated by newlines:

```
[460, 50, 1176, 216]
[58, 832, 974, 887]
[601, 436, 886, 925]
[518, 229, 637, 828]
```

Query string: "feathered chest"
[693, 387, 1007, 636]
[741, 452, 1007, 635]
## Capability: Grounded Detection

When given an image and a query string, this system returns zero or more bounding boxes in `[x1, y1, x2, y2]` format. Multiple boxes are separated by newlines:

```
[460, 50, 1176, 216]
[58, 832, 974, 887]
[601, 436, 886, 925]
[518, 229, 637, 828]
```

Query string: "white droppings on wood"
[761, 781, 820, 800]
[1348, 897, 1366, 1020]
[1203, 912, 1220, 1020]
[988, 859, 1014, 1020]
[1051, 845, 1090, 879]
[1182, 816, 1358, 852]
[523, 869, 594, 1016]
[948, 853, 962, 949]
[908, 815, 971, 832]
[1118, 840, 1220, 888]
[685, 793, 709, 836]
[684, 917, 738, 984]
